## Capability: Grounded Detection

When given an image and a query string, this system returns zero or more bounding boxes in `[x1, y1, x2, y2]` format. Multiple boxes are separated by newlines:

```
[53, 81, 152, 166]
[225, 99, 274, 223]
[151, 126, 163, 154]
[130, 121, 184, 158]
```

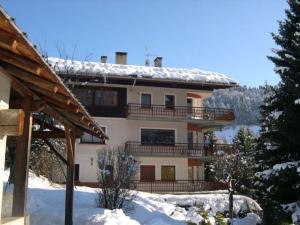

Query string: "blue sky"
[1, 0, 287, 87]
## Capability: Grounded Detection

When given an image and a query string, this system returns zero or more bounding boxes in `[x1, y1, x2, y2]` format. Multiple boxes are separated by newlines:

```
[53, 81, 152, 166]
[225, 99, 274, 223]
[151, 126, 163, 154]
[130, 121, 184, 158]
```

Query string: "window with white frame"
[165, 94, 175, 109]
[141, 93, 152, 108]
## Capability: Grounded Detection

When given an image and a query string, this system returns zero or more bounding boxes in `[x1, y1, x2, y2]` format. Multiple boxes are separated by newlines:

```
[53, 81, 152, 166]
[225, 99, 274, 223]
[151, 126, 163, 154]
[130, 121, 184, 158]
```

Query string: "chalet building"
[49, 52, 238, 192]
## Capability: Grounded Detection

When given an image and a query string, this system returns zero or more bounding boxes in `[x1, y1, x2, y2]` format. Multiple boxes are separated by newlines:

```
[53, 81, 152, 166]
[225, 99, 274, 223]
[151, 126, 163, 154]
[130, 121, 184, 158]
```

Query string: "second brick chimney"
[115, 52, 127, 65]
[154, 57, 162, 67]
[100, 56, 107, 63]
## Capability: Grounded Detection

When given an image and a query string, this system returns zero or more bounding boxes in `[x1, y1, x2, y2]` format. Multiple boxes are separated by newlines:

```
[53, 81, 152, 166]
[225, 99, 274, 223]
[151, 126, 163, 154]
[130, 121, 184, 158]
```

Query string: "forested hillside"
[203, 86, 265, 125]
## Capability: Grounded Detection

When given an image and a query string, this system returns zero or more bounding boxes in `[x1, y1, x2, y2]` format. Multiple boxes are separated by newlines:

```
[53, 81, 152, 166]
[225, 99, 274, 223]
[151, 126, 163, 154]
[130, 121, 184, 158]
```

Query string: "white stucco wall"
[0, 73, 11, 220]
[136, 156, 189, 180]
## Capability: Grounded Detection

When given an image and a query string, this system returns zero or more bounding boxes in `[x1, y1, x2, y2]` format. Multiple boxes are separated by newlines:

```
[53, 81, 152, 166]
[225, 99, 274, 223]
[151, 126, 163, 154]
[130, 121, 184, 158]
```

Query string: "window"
[141, 93, 152, 108]
[74, 89, 93, 107]
[165, 94, 175, 109]
[161, 166, 175, 181]
[141, 128, 175, 145]
[95, 90, 118, 106]
[81, 126, 106, 144]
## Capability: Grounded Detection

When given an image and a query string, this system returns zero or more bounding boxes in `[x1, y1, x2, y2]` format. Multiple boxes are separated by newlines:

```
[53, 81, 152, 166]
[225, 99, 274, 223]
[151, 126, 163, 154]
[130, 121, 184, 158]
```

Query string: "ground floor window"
[140, 165, 155, 181]
[141, 128, 175, 145]
[161, 166, 175, 181]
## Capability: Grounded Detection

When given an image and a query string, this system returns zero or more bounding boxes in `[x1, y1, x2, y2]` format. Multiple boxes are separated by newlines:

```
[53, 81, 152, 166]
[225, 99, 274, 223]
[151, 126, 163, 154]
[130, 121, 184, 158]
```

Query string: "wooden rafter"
[0, 24, 106, 139]
[1, 63, 60, 94]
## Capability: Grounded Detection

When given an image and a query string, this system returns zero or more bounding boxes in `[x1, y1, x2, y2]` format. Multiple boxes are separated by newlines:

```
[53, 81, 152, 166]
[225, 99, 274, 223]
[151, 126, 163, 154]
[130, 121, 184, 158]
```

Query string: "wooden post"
[64, 125, 75, 225]
[12, 96, 32, 218]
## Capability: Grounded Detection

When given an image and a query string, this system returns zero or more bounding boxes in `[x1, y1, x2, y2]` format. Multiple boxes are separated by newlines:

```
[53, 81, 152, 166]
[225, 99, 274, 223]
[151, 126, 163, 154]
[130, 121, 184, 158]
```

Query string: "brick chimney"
[154, 57, 162, 67]
[115, 52, 127, 65]
[100, 56, 107, 63]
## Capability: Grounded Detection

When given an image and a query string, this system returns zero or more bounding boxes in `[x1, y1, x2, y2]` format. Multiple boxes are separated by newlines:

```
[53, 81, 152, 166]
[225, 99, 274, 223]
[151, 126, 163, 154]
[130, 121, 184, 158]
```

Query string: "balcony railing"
[125, 103, 235, 123]
[130, 180, 228, 193]
[125, 142, 235, 158]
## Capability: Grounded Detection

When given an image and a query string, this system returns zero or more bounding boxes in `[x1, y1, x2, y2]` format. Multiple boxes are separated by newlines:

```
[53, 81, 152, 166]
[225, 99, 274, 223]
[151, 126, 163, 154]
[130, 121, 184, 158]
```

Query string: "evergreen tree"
[255, 1, 300, 224]
[232, 127, 256, 196]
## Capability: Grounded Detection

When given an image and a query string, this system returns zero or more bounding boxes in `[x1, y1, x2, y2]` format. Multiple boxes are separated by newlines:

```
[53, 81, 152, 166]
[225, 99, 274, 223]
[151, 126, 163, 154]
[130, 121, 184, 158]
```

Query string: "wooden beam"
[10, 99, 45, 112]
[64, 125, 75, 225]
[12, 97, 32, 217]
[41, 95, 82, 115]
[0, 65, 32, 97]
[32, 130, 82, 139]
[29, 85, 72, 106]
[2, 63, 59, 93]
[32, 130, 66, 139]
[0, 109, 24, 136]
[0, 28, 41, 63]
[42, 104, 76, 131]
[0, 47, 41, 75]
[55, 108, 104, 138]
[43, 139, 67, 165]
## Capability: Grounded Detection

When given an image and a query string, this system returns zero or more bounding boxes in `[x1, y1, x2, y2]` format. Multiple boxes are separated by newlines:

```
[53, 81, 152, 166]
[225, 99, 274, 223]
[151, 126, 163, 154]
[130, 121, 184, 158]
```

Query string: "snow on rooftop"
[48, 57, 238, 86]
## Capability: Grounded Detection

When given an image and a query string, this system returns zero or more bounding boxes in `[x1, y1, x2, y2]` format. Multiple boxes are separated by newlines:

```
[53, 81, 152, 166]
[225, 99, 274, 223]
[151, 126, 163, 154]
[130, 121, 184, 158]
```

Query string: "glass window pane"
[74, 89, 93, 107]
[141, 129, 175, 145]
[165, 95, 175, 108]
[95, 90, 118, 106]
[141, 93, 151, 107]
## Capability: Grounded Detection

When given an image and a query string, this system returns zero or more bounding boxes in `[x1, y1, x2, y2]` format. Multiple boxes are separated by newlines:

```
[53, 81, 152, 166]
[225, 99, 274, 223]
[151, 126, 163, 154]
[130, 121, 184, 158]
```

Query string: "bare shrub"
[96, 148, 138, 210]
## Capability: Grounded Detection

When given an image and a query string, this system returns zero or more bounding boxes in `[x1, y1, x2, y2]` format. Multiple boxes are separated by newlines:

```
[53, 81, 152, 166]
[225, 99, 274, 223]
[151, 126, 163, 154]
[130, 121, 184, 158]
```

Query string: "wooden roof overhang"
[0, 8, 107, 140]
[60, 73, 238, 91]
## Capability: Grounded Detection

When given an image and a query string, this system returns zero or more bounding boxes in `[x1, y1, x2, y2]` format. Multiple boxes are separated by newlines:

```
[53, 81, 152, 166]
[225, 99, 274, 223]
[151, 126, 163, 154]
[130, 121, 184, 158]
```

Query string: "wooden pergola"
[0, 7, 107, 225]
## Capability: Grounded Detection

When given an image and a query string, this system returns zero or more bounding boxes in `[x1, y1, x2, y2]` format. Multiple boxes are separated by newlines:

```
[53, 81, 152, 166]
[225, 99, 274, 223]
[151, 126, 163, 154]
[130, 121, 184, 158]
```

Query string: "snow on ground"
[215, 125, 260, 143]
[48, 57, 237, 85]
[3, 171, 262, 225]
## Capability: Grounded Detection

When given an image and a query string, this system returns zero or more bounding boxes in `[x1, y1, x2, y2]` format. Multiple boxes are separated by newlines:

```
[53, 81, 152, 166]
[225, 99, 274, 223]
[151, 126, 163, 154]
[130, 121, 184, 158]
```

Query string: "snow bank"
[2, 171, 262, 225]
[232, 213, 261, 225]
[48, 57, 237, 85]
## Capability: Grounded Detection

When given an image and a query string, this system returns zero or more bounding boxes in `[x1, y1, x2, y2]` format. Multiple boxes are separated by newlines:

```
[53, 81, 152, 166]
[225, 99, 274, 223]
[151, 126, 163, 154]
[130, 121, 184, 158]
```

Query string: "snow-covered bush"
[97, 148, 139, 210]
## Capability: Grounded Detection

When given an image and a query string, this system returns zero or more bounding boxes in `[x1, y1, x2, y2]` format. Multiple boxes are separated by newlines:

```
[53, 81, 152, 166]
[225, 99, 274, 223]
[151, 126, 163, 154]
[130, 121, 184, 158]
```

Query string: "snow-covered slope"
[48, 57, 237, 85]
[3, 172, 261, 225]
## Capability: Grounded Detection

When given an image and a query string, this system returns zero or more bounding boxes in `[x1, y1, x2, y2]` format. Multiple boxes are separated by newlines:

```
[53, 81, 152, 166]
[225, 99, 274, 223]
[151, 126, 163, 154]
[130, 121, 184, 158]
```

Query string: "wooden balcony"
[130, 180, 228, 193]
[125, 142, 235, 159]
[125, 103, 235, 127]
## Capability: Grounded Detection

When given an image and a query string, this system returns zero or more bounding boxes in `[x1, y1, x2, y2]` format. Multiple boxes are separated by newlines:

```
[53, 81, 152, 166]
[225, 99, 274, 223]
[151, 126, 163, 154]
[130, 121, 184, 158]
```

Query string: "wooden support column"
[12, 96, 32, 218]
[64, 124, 76, 225]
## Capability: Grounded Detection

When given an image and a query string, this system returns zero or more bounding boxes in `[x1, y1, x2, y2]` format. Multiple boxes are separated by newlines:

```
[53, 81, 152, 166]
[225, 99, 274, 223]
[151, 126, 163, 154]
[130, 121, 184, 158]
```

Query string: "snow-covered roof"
[48, 57, 238, 86]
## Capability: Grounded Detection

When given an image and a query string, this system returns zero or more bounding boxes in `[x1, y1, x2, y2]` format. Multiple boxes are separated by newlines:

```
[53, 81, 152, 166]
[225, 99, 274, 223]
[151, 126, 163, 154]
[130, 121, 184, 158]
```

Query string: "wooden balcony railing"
[125, 103, 235, 122]
[130, 180, 228, 193]
[125, 142, 235, 158]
